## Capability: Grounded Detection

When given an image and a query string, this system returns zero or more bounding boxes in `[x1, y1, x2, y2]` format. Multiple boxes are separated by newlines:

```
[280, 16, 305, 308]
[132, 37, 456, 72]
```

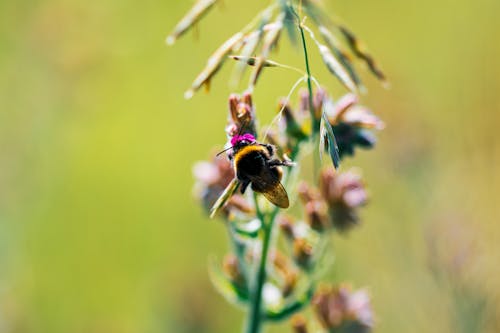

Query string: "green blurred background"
[1, 0, 500, 332]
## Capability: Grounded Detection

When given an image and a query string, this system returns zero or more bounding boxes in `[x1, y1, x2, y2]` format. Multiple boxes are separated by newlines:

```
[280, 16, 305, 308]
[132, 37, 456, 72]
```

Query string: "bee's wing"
[261, 181, 289, 208]
[210, 178, 240, 219]
[249, 171, 289, 208]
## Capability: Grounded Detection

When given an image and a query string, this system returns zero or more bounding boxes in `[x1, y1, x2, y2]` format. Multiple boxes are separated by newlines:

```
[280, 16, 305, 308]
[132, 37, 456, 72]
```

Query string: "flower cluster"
[293, 167, 368, 233]
[170, 1, 387, 332]
[191, 90, 378, 331]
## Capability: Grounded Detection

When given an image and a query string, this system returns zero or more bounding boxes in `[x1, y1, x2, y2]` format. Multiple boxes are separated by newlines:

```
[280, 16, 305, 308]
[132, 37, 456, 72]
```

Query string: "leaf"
[208, 257, 249, 306]
[210, 178, 240, 218]
[264, 284, 315, 321]
[322, 112, 341, 169]
[233, 219, 262, 238]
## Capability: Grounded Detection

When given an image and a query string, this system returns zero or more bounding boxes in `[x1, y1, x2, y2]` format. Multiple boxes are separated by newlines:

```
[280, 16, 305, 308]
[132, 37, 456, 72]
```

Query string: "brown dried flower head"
[272, 251, 299, 297]
[278, 214, 297, 240]
[226, 92, 257, 138]
[293, 238, 314, 269]
[223, 253, 246, 289]
[312, 284, 373, 332]
[320, 168, 368, 231]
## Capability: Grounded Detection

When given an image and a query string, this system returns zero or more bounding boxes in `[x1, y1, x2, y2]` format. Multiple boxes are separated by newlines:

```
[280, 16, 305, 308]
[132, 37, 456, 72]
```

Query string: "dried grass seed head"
[185, 32, 244, 99]
[249, 16, 285, 88]
[166, 0, 218, 45]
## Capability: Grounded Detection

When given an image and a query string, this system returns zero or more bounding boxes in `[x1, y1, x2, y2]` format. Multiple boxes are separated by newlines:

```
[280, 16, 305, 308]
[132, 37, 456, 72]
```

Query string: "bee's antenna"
[216, 146, 234, 157]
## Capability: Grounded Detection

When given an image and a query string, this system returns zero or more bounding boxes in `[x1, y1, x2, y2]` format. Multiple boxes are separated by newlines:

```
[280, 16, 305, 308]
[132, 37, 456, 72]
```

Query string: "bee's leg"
[258, 143, 275, 156]
[240, 179, 251, 194]
[268, 159, 290, 167]
[268, 159, 282, 167]
[265, 144, 275, 156]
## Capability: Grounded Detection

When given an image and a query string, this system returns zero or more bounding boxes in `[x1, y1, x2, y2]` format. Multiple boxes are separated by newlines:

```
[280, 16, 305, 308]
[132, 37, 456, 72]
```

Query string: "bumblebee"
[210, 133, 291, 218]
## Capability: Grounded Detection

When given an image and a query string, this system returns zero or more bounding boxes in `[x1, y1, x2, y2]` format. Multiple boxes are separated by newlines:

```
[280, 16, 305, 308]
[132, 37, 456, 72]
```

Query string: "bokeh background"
[1, 0, 500, 332]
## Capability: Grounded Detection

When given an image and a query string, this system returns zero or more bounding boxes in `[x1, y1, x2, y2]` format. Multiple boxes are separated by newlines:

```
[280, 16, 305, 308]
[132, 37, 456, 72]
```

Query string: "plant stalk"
[294, 12, 318, 134]
[244, 208, 271, 333]
[293, 7, 321, 177]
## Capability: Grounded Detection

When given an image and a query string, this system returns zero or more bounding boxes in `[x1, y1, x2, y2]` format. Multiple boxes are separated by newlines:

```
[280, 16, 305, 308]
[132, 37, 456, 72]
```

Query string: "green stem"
[245, 208, 271, 333]
[294, 9, 318, 134]
[293, 6, 321, 178]
[301, 27, 317, 133]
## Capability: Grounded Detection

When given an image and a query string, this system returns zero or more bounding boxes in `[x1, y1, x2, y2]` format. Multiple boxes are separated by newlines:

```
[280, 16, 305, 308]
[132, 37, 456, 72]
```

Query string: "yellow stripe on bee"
[233, 144, 268, 168]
